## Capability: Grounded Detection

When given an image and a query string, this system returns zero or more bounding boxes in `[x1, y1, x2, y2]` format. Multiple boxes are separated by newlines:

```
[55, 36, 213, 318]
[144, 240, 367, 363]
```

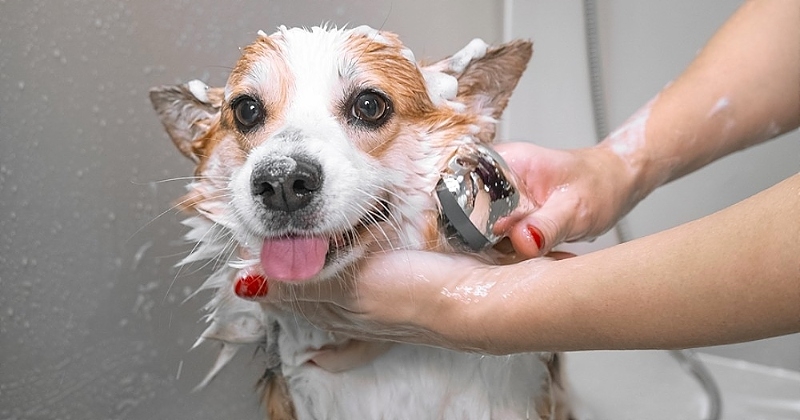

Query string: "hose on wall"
[581, 1, 723, 419]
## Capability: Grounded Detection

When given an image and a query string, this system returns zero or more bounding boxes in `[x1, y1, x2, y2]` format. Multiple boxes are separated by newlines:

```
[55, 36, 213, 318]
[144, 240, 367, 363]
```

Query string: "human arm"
[502, 0, 800, 257]
[267, 173, 800, 353]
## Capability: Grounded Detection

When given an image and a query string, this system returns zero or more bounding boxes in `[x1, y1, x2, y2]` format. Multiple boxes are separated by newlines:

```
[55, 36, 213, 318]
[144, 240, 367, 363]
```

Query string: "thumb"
[507, 197, 577, 257]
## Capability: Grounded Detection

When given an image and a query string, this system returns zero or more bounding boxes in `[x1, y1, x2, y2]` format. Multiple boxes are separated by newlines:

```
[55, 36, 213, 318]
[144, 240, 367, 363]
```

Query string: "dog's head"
[150, 26, 531, 287]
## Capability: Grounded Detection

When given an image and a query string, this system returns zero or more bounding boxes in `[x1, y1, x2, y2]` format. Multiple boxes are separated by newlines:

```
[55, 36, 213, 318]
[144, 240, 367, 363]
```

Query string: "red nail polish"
[234, 274, 269, 298]
[526, 225, 544, 250]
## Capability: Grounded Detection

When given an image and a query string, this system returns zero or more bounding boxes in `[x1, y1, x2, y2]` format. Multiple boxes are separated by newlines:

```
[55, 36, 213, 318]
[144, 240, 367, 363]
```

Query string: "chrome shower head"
[436, 144, 520, 252]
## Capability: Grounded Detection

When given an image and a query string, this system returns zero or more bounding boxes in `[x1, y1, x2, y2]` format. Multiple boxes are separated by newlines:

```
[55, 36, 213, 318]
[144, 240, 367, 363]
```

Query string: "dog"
[150, 25, 571, 420]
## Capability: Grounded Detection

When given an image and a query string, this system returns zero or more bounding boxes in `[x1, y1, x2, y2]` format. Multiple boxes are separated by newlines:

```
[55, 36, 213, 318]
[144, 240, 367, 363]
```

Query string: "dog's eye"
[351, 90, 391, 126]
[232, 95, 264, 132]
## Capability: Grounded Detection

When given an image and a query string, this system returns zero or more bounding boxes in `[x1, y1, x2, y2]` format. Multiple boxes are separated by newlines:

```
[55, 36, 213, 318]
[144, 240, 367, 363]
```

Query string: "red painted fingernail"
[527, 225, 545, 250]
[234, 274, 269, 299]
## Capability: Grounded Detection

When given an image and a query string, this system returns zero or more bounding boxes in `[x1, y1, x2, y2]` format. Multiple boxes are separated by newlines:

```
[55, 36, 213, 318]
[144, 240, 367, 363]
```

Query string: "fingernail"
[234, 274, 269, 299]
[526, 225, 545, 250]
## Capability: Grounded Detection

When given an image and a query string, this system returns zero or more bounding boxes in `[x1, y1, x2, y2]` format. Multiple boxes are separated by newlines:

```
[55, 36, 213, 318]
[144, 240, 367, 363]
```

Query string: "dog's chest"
[274, 317, 550, 420]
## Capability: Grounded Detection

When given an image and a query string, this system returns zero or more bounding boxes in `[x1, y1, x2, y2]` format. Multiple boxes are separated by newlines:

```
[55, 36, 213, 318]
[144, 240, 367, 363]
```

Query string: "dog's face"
[151, 26, 531, 287]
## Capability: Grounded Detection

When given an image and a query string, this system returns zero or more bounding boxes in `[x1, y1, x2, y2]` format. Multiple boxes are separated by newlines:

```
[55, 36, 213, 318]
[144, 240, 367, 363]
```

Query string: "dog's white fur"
[151, 25, 570, 420]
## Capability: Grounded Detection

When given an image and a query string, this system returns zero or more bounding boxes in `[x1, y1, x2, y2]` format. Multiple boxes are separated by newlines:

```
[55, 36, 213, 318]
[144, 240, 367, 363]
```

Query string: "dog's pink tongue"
[260, 236, 329, 282]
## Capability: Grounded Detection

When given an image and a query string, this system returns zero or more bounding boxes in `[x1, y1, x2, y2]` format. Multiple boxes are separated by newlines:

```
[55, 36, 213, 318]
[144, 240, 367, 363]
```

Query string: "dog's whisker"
[352, 187, 411, 251]
[172, 224, 233, 280]
[164, 222, 226, 301]
[127, 190, 232, 244]
[132, 175, 231, 185]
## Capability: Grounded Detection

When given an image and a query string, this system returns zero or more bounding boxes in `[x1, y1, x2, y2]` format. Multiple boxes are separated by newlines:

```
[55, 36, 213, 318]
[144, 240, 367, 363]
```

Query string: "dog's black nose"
[251, 156, 323, 212]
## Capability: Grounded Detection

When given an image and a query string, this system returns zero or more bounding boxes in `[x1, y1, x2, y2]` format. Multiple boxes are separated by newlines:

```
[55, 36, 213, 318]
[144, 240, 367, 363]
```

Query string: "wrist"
[594, 96, 678, 211]
[588, 140, 656, 221]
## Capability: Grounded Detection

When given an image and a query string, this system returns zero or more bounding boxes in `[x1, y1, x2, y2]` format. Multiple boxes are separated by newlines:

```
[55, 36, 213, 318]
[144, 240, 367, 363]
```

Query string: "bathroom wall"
[505, 0, 800, 372]
[0, 1, 500, 419]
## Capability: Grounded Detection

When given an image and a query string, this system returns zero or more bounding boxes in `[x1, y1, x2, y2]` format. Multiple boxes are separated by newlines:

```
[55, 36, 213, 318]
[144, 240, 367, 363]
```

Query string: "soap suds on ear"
[419, 38, 489, 110]
[349, 25, 416, 64]
[350, 25, 390, 46]
[188, 79, 210, 103]
[421, 70, 459, 106]
[425, 38, 489, 76]
[446, 39, 488, 74]
[400, 47, 416, 64]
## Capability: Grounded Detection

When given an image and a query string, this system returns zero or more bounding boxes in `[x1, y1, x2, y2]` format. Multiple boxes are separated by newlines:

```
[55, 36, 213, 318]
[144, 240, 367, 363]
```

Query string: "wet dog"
[150, 25, 570, 419]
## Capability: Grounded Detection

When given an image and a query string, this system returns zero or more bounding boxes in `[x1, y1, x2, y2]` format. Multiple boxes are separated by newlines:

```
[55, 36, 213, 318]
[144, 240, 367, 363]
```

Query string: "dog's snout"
[251, 156, 323, 212]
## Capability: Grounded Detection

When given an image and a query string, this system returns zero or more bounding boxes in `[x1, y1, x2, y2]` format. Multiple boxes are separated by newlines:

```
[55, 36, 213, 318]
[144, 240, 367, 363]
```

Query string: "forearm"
[490, 172, 800, 353]
[599, 0, 800, 200]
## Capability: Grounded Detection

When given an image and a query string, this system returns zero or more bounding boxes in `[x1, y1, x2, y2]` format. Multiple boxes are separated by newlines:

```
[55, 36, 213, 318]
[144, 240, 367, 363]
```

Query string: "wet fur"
[150, 25, 570, 419]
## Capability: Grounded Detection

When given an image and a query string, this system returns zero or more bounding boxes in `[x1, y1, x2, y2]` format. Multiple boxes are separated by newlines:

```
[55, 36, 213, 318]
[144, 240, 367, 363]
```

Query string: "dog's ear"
[423, 39, 532, 120]
[149, 80, 224, 163]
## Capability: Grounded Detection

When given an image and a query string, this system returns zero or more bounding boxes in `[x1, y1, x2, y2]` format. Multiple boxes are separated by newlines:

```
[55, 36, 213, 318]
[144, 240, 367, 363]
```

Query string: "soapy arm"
[503, 0, 800, 257]
[481, 173, 800, 353]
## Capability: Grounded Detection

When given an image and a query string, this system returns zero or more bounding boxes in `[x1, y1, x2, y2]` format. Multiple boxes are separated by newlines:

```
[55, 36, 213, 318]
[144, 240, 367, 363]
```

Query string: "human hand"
[261, 251, 486, 350]
[258, 249, 573, 354]
[493, 142, 644, 257]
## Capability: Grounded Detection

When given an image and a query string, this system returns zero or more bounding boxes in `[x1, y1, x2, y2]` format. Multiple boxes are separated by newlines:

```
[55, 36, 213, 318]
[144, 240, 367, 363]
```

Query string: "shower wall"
[0, 1, 500, 419]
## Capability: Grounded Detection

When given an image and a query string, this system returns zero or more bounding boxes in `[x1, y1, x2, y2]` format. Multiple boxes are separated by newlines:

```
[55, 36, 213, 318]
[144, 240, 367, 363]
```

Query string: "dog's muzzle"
[251, 155, 323, 213]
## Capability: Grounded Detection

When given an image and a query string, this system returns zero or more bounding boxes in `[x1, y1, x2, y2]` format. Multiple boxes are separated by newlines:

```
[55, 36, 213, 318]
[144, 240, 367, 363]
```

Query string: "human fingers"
[495, 143, 637, 256]
[506, 188, 583, 257]
[492, 143, 577, 256]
